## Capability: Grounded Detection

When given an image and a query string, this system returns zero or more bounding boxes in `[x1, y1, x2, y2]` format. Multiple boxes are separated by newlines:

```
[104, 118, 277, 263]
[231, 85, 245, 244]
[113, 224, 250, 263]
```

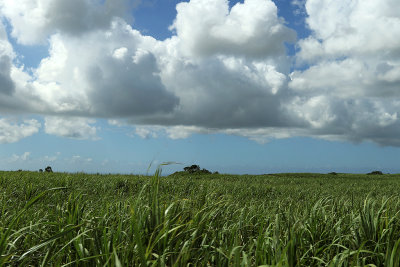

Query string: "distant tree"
[39, 169, 43, 173]
[184, 165, 200, 173]
[182, 165, 213, 174]
[367, 171, 383, 175]
[45, 166, 53, 173]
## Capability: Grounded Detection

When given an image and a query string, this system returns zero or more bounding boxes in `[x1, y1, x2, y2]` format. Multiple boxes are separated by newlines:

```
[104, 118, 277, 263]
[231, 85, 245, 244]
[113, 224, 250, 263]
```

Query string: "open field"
[1, 170, 400, 266]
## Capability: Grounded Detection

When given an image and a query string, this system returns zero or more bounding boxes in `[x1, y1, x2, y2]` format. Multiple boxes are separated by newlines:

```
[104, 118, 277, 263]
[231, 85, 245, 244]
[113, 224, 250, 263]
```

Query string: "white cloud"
[44, 116, 98, 140]
[0, 118, 40, 143]
[112, 47, 128, 60]
[289, 59, 368, 97]
[299, 0, 400, 60]
[135, 126, 160, 139]
[1, 0, 400, 147]
[108, 119, 126, 127]
[131, 124, 303, 143]
[9, 152, 31, 163]
[165, 126, 207, 139]
[223, 127, 307, 144]
[30, 20, 179, 117]
[0, 0, 132, 45]
[134, 125, 209, 140]
[171, 0, 295, 58]
[147, 52, 293, 128]
[0, 20, 51, 114]
[287, 0, 400, 145]
[10, 1, 292, 131]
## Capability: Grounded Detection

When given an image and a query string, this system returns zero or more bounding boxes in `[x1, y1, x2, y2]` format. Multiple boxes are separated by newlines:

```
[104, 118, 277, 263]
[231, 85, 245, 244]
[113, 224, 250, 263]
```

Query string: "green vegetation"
[1, 170, 400, 266]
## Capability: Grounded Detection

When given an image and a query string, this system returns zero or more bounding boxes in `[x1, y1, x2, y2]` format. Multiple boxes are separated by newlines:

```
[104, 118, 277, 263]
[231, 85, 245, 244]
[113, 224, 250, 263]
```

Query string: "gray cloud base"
[0, 55, 15, 95]
[86, 50, 179, 117]
[0, 0, 132, 45]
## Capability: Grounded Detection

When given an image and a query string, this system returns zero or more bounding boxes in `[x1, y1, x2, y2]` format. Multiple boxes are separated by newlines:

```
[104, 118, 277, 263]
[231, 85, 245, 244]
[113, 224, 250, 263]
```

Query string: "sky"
[1, 0, 400, 174]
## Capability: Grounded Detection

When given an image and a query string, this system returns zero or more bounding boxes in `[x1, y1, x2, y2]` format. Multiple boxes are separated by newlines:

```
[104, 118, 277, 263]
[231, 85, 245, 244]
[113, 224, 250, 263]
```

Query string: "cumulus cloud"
[287, 0, 400, 145]
[1, 0, 400, 146]
[171, 0, 296, 58]
[132, 0, 296, 129]
[12, 0, 292, 130]
[44, 116, 98, 140]
[135, 126, 160, 139]
[130, 124, 309, 144]
[133, 125, 209, 140]
[0, 0, 132, 45]
[30, 20, 179, 117]
[298, 0, 400, 61]
[0, 118, 40, 143]
[147, 53, 295, 128]
[0, 20, 53, 114]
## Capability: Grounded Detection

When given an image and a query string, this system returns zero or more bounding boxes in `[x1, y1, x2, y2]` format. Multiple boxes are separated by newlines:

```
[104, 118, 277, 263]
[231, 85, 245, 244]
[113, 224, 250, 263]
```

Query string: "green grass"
[1, 170, 400, 266]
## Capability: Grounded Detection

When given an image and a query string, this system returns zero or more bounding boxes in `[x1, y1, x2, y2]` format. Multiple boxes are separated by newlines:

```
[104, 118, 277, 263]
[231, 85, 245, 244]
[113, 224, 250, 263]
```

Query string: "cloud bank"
[0, 0, 131, 45]
[0, 0, 399, 145]
[290, 0, 400, 145]
[44, 116, 98, 140]
[0, 118, 40, 143]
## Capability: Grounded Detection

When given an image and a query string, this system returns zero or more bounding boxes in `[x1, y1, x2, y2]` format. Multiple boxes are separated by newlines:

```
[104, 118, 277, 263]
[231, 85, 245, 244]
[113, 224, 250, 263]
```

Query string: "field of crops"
[1, 169, 400, 266]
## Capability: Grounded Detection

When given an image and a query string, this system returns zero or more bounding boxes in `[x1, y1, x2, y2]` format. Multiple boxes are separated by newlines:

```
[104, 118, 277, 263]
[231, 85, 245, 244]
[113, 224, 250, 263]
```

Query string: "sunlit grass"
[0, 170, 400, 265]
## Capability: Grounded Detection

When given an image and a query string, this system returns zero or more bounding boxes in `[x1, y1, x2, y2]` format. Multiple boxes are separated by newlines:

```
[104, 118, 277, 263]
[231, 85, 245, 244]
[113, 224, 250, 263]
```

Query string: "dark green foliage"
[184, 164, 200, 173]
[181, 165, 212, 174]
[367, 171, 383, 175]
[1, 171, 400, 265]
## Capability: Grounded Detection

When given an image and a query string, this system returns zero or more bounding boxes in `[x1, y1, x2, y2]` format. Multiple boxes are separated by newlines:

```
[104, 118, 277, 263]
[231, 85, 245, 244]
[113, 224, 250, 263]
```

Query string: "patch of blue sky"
[84, 122, 400, 174]
[2, 19, 49, 71]
[12, 43, 49, 72]
[4, 119, 400, 174]
[131, 0, 184, 40]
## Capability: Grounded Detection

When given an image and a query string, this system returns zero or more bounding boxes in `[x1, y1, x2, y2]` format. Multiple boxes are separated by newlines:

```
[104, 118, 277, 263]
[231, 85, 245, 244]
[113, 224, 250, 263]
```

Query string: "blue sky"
[1, 0, 400, 174]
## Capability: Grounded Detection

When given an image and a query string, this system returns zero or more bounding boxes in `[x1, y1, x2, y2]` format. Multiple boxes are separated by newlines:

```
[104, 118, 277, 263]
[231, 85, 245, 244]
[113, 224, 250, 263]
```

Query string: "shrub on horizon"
[367, 171, 383, 175]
